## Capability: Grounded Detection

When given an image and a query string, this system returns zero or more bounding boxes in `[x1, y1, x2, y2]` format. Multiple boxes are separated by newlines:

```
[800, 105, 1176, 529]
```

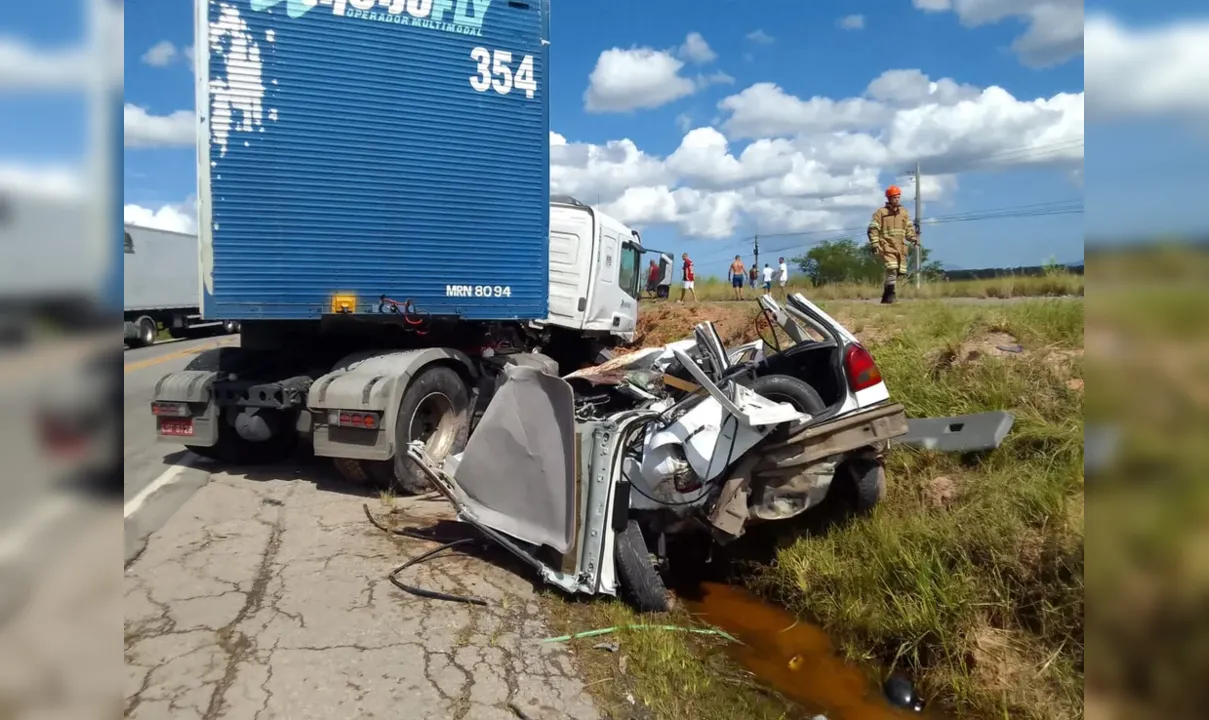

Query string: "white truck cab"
[543, 195, 642, 343]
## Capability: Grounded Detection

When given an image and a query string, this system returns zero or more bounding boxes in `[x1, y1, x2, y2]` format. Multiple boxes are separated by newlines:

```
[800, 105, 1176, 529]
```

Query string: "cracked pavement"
[124, 467, 602, 720]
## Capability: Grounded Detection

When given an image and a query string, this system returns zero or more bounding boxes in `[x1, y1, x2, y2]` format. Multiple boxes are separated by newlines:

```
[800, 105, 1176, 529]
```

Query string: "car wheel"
[615, 521, 670, 613]
[833, 457, 885, 514]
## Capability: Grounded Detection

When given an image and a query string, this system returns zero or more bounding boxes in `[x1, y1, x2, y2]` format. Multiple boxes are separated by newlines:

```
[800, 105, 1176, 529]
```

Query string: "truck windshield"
[619, 243, 641, 299]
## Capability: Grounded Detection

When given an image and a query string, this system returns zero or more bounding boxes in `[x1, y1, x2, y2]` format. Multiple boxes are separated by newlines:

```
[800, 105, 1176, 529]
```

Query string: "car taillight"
[844, 344, 883, 392]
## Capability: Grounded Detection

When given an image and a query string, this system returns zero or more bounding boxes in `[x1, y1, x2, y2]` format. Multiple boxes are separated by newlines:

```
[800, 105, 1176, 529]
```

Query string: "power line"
[692, 198, 1083, 264]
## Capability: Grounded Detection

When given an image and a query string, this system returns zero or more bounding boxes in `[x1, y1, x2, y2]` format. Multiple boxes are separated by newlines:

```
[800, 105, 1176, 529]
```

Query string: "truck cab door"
[611, 239, 642, 336]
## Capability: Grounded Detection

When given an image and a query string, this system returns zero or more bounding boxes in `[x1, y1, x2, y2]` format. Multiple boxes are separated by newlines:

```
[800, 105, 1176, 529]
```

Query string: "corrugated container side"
[197, 0, 550, 321]
[124, 226, 201, 311]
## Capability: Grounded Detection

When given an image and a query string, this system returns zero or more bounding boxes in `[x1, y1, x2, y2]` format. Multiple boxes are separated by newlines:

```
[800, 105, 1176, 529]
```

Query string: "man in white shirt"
[761, 263, 774, 295]
[777, 257, 789, 299]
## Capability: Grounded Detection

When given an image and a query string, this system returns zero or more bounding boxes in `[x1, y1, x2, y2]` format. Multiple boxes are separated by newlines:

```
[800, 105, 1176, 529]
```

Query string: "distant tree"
[791, 238, 946, 285]
[908, 245, 946, 281]
[792, 238, 882, 286]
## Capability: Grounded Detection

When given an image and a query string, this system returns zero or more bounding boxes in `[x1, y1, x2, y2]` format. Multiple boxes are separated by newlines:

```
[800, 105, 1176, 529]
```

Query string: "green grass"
[544, 598, 798, 720]
[565, 298, 1086, 720]
[1082, 246, 1209, 718]
[755, 300, 1085, 719]
[677, 272, 1083, 302]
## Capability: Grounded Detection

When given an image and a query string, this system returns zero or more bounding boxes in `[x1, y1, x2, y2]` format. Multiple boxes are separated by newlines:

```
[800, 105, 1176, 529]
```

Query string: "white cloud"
[1085, 14, 1209, 121]
[719, 83, 885, 137]
[0, 38, 89, 89]
[0, 1, 123, 89]
[746, 29, 775, 45]
[678, 32, 717, 64]
[913, 0, 1084, 68]
[865, 69, 979, 107]
[141, 40, 179, 67]
[0, 164, 85, 199]
[133, 59, 1082, 243]
[675, 113, 693, 133]
[124, 200, 198, 234]
[124, 104, 195, 148]
[584, 47, 699, 112]
[552, 68, 1082, 239]
[838, 15, 865, 30]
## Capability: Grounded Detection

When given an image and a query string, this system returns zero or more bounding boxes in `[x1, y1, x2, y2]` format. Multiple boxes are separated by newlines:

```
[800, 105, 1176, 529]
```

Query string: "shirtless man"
[728, 255, 746, 300]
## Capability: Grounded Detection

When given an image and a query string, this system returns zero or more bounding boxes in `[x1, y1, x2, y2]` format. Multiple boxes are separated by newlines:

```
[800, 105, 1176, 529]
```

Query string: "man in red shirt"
[646, 260, 661, 298]
[679, 252, 697, 303]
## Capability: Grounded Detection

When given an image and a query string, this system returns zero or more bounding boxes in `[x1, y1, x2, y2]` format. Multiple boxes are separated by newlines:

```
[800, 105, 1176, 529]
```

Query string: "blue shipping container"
[197, 0, 550, 321]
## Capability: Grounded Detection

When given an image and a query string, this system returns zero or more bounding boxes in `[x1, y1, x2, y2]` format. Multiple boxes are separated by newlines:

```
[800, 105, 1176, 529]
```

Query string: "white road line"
[0, 494, 80, 563]
[123, 457, 199, 519]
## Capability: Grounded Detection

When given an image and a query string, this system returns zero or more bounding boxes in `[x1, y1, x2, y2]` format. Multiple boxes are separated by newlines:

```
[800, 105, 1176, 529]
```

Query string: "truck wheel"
[375, 366, 471, 495]
[137, 317, 157, 347]
[179, 348, 295, 465]
[186, 420, 295, 465]
[333, 458, 374, 486]
[615, 521, 670, 613]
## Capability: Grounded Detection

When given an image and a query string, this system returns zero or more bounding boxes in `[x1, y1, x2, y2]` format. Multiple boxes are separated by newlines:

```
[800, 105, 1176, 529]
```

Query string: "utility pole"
[753, 234, 760, 272]
[913, 161, 922, 289]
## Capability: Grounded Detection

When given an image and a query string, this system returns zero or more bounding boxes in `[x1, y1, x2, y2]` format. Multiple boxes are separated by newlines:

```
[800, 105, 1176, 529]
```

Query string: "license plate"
[160, 419, 194, 437]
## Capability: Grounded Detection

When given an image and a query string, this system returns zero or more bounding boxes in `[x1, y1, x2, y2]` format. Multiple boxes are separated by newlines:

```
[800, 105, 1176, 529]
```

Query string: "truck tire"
[372, 365, 471, 495]
[615, 521, 670, 613]
[179, 348, 296, 465]
[186, 418, 296, 465]
[130, 316, 157, 348]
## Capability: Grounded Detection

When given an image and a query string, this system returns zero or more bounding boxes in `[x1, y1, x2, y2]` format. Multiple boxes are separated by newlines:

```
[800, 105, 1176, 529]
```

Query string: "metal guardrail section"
[895, 411, 1015, 453]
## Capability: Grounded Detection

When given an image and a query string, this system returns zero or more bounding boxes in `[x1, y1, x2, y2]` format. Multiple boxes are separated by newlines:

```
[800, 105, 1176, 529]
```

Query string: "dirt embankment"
[630, 302, 766, 348]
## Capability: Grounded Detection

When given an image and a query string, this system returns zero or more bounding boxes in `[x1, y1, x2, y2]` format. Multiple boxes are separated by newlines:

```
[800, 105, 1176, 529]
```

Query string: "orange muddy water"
[683, 582, 949, 719]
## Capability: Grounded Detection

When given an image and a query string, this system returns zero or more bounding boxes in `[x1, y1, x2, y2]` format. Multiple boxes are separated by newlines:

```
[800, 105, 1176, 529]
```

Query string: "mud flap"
[153, 370, 220, 447]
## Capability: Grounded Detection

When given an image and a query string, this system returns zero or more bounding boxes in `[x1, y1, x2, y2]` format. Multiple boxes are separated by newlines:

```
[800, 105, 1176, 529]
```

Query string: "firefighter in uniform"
[867, 185, 919, 304]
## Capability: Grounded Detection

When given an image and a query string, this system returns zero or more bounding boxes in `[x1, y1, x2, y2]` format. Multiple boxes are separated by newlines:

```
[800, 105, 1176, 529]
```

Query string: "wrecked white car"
[407, 294, 918, 611]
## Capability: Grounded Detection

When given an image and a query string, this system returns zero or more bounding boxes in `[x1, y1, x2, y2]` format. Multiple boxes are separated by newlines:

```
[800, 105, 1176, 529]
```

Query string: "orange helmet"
[885, 185, 902, 198]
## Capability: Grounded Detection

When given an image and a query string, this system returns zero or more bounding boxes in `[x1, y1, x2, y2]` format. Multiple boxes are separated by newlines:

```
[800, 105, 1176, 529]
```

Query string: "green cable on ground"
[541, 624, 741, 644]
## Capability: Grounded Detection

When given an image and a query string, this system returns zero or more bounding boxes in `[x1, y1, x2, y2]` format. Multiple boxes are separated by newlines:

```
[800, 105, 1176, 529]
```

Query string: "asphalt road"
[123, 336, 233, 499]
[122, 334, 238, 561]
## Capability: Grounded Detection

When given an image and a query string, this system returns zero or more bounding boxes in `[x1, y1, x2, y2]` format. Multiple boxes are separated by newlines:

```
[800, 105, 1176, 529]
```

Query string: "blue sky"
[0, 1, 1173, 271]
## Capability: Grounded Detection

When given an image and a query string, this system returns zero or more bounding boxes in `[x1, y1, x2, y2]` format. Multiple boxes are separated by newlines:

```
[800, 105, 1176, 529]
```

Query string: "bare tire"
[370, 366, 471, 495]
[743, 374, 826, 443]
[615, 521, 670, 613]
[745, 374, 826, 414]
